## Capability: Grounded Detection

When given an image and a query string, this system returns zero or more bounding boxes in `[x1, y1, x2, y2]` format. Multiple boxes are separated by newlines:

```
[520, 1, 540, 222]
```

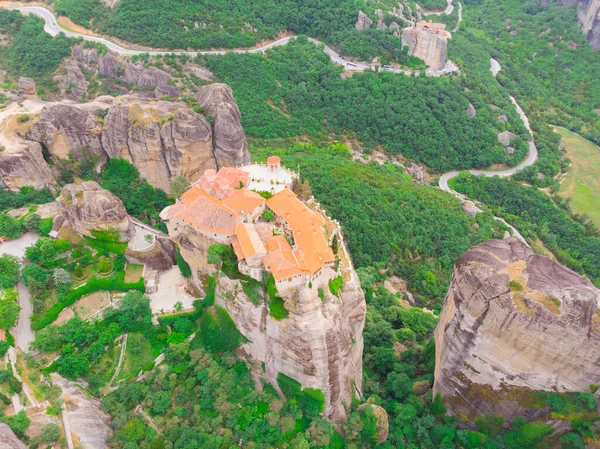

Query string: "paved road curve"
[9, 6, 416, 75]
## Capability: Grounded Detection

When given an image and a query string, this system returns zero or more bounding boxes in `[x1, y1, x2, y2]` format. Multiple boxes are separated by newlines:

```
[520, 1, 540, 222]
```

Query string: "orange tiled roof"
[175, 186, 241, 234]
[268, 156, 281, 165]
[198, 167, 249, 199]
[222, 187, 266, 215]
[255, 222, 272, 245]
[231, 236, 245, 260]
[264, 235, 303, 281]
[266, 188, 334, 275]
[234, 223, 266, 259]
[0, 329, 5, 342]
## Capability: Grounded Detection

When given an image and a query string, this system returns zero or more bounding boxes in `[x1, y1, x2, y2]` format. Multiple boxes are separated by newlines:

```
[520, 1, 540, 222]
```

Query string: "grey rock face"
[466, 103, 476, 118]
[0, 141, 56, 192]
[0, 423, 27, 449]
[498, 130, 517, 147]
[72, 45, 98, 64]
[136, 66, 170, 88]
[355, 10, 374, 31]
[58, 181, 135, 242]
[26, 90, 249, 190]
[543, 0, 600, 49]
[126, 234, 176, 270]
[401, 23, 450, 70]
[216, 273, 366, 422]
[434, 239, 600, 423]
[196, 83, 251, 168]
[59, 59, 90, 99]
[18, 77, 36, 98]
[28, 104, 106, 162]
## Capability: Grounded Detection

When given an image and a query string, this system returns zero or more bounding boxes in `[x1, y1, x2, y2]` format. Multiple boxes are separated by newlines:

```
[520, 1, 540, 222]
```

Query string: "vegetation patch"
[277, 373, 325, 419]
[195, 305, 246, 353]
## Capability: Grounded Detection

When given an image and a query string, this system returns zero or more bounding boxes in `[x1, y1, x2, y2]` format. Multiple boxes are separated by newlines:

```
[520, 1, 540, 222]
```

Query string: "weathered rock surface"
[216, 272, 366, 422]
[17, 77, 36, 98]
[541, 0, 600, 50]
[358, 403, 389, 443]
[434, 239, 600, 423]
[0, 141, 56, 192]
[498, 130, 517, 147]
[0, 423, 27, 449]
[355, 10, 374, 31]
[72, 45, 99, 64]
[401, 22, 450, 70]
[57, 181, 135, 242]
[466, 103, 476, 118]
[26, 87, 249, 190]
[59, 59, 90, 99]
[126, 233, 177, 271]
[51, 374, 112, 449]
[195, 84, 251, 168]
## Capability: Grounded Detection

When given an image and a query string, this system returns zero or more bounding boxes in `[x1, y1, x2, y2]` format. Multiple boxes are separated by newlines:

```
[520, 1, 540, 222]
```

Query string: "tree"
[207, 244, 227, 265]
[23, 213, 41, 232]
[0, 255, 20, 289]
[0, 212, 23, 239]
[53, 268, 72, 286]
[8, 411, 30, 437]
[105, 291, 152, 333]
[151, 391, 171, 414]
[0, 288, 20, 330]
[21, 264, 49, 287]
[261, 209, 274, 221]
[170, 175, 191, 198]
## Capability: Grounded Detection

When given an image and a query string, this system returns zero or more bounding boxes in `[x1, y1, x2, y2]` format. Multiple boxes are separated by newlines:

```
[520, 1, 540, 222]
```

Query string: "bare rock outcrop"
[216, 273, 366, 422]
[0, 423, 27, 449]
[434, 239, 600, 423]
[126, 233, 177, 271]
[401, 21, 450, 70]
[355, 10, 374, 31]
[0, 141, 56, 192]
[26, 91, 250, 190]
[17, 77, 36, 98]
[51, 374, 112, 449]
[497, 130, 517, 147]
[59, 59, 90, 99]
[195, 83, 251, 168]
[72, 45, 99, 64]
[57, 181, 135, 242]
[28, 103, 107, 161]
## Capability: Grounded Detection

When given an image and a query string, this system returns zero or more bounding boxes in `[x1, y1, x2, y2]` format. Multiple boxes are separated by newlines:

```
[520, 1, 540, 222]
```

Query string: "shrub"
[0, 255, 20, 289]
[52, 268, 71, 286]
[84, 236, 127, 255]
[269, 296, 289, 320]
[21, 264, 49, 287]
[23, 213, 41, 232]
[38, 217, 53, 235]
[98, 259, 112, 274]
[328, 276, 343, 296]
[318, 288, 325, 301]
[0, 212, 23, 239]
[277, 373, 325, 419]
[0, 341, 10, 357]
[261, 209, 274, 221]
[167, 332, 186, 344]
[176, 248, 192, 278]
[508, 280, 523, 292]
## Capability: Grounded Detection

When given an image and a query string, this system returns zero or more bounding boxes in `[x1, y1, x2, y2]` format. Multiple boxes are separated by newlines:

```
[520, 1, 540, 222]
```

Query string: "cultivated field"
[555, 127, 600, 228]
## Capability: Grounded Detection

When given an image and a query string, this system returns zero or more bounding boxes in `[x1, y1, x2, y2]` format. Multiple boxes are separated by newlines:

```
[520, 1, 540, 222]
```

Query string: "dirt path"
[108, 334, 127, 386]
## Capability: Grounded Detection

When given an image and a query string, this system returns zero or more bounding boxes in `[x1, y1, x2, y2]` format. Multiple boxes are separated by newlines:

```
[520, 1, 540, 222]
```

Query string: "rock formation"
[216, 272, 366, 422]
[51, 374, 112, 449]
[57, 181, 135, 242]
[17, 77, 36, 98]
[355, 11, 374, 31]
[401, 21, 450, 70]
[540, 0, 600, 50]
[0, 424, 27, 449]
[434, 239, 600, 422]
[58, 60, 90, 100]
[126, 233, 177, 271]
[27, 89, 250, 190]
[497, 130, 517, 147]
[195, 83, 251, 168]
[0, 141, 56, 192]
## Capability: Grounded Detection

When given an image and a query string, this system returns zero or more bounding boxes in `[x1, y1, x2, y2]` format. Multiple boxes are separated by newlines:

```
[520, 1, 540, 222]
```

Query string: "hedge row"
[32, 273, 145, 330]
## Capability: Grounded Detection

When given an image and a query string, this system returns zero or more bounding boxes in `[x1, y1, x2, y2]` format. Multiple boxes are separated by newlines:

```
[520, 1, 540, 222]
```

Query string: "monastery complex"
[161, 157, 338, 291]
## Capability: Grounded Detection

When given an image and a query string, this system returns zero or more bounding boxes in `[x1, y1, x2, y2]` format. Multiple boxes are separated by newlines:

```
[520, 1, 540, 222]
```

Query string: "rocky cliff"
[401, 21, 450, 70]
[216, 273, 366, 422]
[434, 239, 600, 422]
[56, 181, 135, 242]
[0, 424, 27, 449]
[0, 141, 56, 192]
[26, 85, 250, 191]
[541, 0, 600, 50]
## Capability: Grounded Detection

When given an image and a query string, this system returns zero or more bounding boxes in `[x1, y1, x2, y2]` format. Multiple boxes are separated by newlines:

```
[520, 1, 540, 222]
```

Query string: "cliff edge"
[434, 239, 600, 422]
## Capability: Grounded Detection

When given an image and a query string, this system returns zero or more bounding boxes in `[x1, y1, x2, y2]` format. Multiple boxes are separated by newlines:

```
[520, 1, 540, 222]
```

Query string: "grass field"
[555, 127, 600, 228]
[116, 333, 164, 382]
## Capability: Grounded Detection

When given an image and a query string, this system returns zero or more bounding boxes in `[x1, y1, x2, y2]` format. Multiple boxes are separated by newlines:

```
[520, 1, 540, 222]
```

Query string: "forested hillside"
[205, 38, 527, 172]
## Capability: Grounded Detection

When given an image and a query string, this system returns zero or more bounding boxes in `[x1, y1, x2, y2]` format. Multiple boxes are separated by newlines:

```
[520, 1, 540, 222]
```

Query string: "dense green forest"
[205, 37, 526, 172]
[0, 11, 72, 95]
[251, 144, 506, 305]
[452, 173, 600, 286]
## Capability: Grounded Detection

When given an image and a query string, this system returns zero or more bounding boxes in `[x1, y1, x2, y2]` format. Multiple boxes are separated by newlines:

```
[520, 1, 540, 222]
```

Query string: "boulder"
[355, 11, 373, 31]
[196, 83, 251, 168]
[434, 239, 600, 423]
[358, 403, 389, 443]
[155, 84, 180, 99]
[0, 423, 27, 449]
[57, 181, 135, 242]
[497, 130, 517, 147]
[0, 141, 56, 192]
[187, 66, 213, 80]
[461, 200, 480, 217]
[60, 59, 89, 98]
[507, 146, 516, 155]
[497, 114, 508, 122]
[17, 77, 36, 98]
[466, 103, 476, 118]
[98, 54, 122, 78]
